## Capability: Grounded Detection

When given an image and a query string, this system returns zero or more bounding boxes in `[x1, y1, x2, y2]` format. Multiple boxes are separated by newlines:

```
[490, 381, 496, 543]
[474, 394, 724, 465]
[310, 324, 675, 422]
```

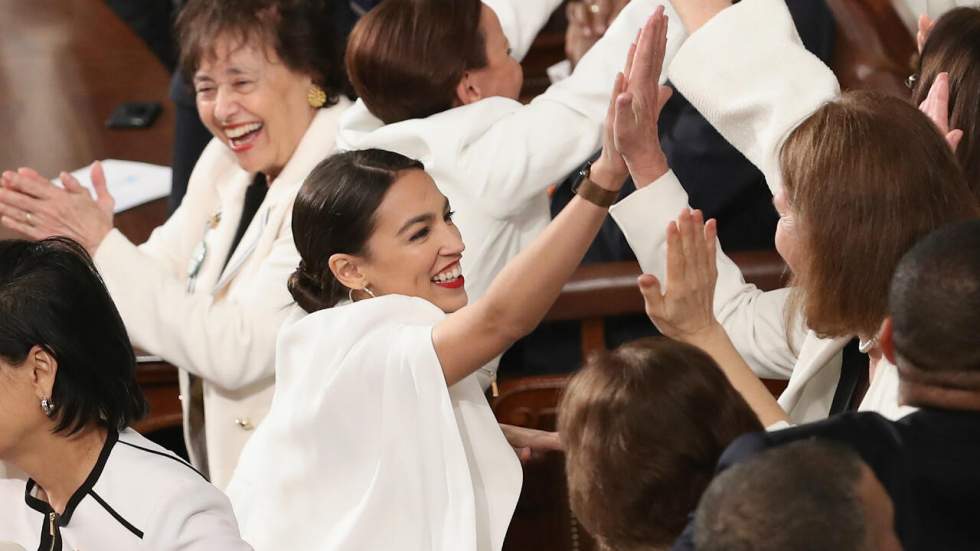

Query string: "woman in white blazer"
[0, 239, 250, 551]
[607, 0, 978, 425]
[0, 0, 351, 487]
[338, 0, 687, 388]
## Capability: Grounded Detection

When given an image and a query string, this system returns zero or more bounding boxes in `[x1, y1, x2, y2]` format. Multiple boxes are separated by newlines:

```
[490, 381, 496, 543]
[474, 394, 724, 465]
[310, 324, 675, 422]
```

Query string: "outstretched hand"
[0, 161, 115, 254]
[638, 208, 721, 342]
[500, 423, 563, 463]
[918, 72, 964, 152]
[612, 7, 672, 188]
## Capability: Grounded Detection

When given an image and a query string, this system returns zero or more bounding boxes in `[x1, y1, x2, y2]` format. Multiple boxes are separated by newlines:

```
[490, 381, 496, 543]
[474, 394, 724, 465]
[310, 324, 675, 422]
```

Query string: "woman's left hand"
[638, 208, 721, 343]
[500, 423, 563, 463]
[0, 161, 115, 254]
[918, 72, 964, 152]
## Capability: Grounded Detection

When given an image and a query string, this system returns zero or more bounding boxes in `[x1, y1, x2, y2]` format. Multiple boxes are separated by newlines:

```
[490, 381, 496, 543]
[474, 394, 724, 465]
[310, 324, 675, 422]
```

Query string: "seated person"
[693, 440, 902, 551]
[674, 218, 980, 551]
[559, 337, 763, 550]
[0, 238, 250, 550]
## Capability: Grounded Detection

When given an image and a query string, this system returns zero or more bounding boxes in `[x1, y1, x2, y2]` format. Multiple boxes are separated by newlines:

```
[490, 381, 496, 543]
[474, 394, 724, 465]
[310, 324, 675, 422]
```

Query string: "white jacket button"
[235, 418, 254, 431]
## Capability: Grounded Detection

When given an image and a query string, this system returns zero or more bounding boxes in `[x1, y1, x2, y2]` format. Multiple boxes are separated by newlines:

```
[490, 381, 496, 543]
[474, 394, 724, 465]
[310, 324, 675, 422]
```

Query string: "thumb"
[638, 274, 665, 316]
[655, 84, 674, 115]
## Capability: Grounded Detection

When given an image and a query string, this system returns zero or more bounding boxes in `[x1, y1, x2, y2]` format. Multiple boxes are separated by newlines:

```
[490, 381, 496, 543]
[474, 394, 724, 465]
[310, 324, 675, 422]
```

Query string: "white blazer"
[611, 0, 914, 424]
[336, 0, 687, 384]
[0, 428, 251, 551]
[93, 101, 350, 488]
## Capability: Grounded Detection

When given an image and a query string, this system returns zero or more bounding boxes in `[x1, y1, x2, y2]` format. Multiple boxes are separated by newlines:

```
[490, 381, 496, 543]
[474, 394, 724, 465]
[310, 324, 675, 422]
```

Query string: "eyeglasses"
[186, 211, 222, 293]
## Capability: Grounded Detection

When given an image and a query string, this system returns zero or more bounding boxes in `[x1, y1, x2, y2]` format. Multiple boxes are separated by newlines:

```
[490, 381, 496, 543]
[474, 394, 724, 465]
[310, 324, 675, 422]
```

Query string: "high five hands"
[0, 162, 115, 255]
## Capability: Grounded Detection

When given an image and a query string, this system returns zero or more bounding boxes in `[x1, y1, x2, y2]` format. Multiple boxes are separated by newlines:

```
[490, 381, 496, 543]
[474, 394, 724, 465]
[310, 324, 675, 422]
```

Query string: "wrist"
[590, 157, 626, 192]
[679, 322, 727, 349]
[626, 153, 669, 189]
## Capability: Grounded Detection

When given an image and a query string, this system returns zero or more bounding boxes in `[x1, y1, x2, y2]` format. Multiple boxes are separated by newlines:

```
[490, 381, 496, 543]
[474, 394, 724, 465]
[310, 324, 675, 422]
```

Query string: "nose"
[213, 86, 240, 123]
[441, 222, 465, 258]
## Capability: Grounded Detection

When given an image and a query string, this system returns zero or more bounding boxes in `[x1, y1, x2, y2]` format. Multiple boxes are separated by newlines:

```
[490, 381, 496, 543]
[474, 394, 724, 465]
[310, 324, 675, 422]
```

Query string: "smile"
[224, 122, 263, 152]
[432, 263, 464, 289]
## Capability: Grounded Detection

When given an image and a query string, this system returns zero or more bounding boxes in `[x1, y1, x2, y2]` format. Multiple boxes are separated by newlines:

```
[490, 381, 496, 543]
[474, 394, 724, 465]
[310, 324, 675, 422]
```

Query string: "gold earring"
[307, 85, 327, 108]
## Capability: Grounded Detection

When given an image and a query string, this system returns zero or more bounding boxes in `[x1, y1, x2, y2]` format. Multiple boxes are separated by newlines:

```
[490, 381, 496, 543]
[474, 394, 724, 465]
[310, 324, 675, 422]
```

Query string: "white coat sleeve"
[144, 476, 254, 551]
[481, 0, 565, 61]
[610, 173, 800, 380]
[93, 221, 298, 392]
[452, 0, 688, 220]
[665, 0, 840, 194]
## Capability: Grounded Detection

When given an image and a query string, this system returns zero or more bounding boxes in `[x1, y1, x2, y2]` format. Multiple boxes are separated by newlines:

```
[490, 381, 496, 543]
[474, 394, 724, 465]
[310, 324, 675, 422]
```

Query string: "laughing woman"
[226, 16, 672, 550]
[0, 0, 351, 487]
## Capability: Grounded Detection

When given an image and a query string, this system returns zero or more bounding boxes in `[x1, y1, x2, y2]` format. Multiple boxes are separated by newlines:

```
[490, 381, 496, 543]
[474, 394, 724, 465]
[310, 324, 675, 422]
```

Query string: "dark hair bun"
[287, 265, 333, 313]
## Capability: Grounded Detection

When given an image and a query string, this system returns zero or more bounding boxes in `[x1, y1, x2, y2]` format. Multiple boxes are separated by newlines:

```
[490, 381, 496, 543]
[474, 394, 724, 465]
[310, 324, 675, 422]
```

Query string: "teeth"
[432, 264, 462, 283]
[226, 122, 262, 139]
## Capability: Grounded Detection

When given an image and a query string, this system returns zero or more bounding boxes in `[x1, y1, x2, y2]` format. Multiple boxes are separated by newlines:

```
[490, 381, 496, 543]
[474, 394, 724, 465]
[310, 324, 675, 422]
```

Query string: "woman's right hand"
[918, 71, 964, 152]
[638, 208, 721, 343]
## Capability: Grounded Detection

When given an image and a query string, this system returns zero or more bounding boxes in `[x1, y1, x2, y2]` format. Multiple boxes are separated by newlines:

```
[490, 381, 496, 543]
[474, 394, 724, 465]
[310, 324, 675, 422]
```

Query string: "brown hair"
[558, 338, 763, 550]
[177, 0, 349, 105]
[288, 149, 424, 313]
[913, 7, 980, 196]
[778, 91, 978, 338]
[346, 0, 488, 124]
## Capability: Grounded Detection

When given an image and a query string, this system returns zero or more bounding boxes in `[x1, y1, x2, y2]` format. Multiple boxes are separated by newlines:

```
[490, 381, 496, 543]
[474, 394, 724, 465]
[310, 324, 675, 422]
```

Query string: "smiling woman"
[0, 0, 353, 489]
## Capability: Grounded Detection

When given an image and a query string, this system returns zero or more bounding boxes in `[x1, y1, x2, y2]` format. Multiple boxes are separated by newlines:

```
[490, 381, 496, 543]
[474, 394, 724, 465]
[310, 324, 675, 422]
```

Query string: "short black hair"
[0, 238, 147, 434]
[694, 439, 870, 551]
[889, 219, 980, 374]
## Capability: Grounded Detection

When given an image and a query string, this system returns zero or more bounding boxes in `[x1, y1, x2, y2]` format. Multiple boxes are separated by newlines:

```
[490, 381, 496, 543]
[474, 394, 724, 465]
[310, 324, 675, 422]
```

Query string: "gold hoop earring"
[307, 85, 327, 108]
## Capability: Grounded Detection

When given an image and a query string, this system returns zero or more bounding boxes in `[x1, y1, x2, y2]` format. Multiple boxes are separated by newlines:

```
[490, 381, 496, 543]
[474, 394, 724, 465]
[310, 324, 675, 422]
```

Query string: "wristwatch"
[572, 161, 620, 208]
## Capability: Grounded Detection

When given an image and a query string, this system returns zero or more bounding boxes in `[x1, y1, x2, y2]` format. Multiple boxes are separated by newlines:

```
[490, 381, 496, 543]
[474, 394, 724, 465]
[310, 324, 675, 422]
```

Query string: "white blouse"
[227, 296, 521, 551]
[0, 429, 251, 551]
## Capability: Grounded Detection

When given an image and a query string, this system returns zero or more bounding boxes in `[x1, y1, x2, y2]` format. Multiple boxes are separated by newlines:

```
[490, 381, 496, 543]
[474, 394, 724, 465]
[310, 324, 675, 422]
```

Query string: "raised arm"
[481, 0, 565, 61]
[448, 0, 687, 220]
[666, 0, 840, 193]
[433, 12, 673, 385]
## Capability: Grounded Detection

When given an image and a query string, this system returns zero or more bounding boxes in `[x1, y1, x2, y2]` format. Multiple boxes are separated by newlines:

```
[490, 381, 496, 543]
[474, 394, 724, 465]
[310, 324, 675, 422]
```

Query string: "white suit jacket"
[611, 0, 914, 424]
[93, 101, 350, 488]
[337, 0, 687, 384]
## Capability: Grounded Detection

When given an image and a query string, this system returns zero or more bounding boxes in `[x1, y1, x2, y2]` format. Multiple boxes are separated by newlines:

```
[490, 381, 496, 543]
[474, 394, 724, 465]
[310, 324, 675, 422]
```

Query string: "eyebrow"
[395, 198, 451, 236]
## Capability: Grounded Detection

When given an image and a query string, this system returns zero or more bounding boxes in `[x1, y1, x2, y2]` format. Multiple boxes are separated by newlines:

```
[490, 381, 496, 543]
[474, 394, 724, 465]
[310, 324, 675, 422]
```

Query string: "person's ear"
[27, 345, 58, 402]
[454, 71, 484, 106]
[879, 317, 896, 365]
[328, 253, 368, 293]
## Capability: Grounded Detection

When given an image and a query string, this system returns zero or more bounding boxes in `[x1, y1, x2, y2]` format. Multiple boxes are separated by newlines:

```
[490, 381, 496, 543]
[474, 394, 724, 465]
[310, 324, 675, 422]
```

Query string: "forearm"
[684, 324, 789, 426]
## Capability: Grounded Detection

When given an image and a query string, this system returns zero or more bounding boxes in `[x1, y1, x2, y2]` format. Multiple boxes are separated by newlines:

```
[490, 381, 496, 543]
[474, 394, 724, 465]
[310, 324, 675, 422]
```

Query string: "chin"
[434, 290, 469, 314]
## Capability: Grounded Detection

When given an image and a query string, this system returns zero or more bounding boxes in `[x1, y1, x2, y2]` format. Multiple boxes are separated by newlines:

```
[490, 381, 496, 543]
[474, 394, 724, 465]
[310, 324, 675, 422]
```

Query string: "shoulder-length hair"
[558, 337, 763, 550]
[346, 0, 488, 124]
[0, 238, 146, 435]
[779, 91, 978, 338]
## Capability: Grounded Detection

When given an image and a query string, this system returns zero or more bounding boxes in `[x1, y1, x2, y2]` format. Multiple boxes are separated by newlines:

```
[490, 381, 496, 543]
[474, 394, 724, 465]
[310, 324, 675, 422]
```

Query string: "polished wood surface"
[827, 0, 917, 95]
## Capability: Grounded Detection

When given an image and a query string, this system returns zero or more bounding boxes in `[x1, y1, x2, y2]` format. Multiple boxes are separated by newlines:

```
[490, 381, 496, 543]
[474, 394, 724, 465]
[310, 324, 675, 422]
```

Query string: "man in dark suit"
[673, 218, 980, 551]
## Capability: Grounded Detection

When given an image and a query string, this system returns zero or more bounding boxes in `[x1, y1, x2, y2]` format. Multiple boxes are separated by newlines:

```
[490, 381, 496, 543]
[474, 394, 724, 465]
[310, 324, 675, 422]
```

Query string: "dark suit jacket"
[671, 409, 980, 551]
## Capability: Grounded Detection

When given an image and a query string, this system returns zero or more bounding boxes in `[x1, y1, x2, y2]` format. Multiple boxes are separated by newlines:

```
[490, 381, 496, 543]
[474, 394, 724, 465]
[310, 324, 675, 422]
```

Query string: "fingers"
[60, 171, 84, 193]
[4, 170, 56, 200]
[0, 186, 43, 214]
[917, 14, 934, 53]
[665, 218, 685, 287]
[931, 72, 951, 133]
[623, 40, 637, 85]
[0, 213, 46, 241]
[655, 84, 674, 115]
[91, 161, 113, 209]
[630, 6, 664, 86]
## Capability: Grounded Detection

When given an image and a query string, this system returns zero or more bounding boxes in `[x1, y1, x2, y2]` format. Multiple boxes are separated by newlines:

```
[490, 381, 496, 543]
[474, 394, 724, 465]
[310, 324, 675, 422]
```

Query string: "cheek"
[774, 219, 798, 271]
